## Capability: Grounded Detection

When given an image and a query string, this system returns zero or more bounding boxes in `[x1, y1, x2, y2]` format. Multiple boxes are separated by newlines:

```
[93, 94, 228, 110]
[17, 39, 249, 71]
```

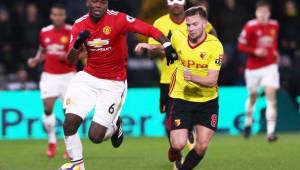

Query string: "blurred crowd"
[0, 0, 299, 99]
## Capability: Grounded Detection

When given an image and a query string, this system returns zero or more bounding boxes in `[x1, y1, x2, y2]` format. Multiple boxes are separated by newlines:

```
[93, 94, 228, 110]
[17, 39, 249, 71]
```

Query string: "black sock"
[181, 149, 204, 170]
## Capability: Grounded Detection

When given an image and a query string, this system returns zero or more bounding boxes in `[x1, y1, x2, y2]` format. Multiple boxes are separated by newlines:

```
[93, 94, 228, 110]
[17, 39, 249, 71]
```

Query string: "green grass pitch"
[0, 133, 299, 170]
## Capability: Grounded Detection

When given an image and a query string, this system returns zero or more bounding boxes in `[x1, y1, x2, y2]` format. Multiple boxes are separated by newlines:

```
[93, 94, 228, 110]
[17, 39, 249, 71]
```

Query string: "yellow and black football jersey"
[169, 30, 223, 102]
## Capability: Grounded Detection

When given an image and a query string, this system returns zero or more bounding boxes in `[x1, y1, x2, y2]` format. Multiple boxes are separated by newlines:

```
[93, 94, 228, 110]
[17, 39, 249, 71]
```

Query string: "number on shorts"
[108, 103, 116, 114]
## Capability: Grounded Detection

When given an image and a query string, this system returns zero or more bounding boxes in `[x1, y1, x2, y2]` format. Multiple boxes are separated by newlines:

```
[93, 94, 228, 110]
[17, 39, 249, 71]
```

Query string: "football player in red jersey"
[62, 0, 176, 169]
[238, 1, 279, 142]
[27, 4, 74, 158]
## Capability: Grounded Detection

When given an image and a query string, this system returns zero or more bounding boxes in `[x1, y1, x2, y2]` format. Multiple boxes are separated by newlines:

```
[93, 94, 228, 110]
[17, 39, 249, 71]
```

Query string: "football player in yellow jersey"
[135, 6, 223, 170]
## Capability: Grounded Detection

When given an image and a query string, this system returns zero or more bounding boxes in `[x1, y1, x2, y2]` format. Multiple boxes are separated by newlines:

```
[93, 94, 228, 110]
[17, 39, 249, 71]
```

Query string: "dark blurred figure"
[20, 3, 42, 63]
[6, 68, 37, 90]
[279, 0, 300, 110]
[280, 0, 299, 59]
[0, 6, 14, 72]
[218, 0, 248, 85]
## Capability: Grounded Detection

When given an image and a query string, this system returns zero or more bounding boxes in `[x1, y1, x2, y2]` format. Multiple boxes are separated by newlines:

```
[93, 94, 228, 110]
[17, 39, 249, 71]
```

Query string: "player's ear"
[202, 18, 208, 27]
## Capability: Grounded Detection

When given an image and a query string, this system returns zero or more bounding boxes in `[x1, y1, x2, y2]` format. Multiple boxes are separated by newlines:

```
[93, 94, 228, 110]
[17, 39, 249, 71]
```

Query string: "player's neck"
[90, 15, 102, 24]
[53, 24, 64, 29]
[188, 32, 206, 47]
[257, 19, 269, 25]
[170, 13, 185, 24]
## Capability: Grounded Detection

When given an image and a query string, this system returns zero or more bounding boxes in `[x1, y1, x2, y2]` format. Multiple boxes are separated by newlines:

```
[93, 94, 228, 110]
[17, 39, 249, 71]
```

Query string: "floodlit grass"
[0, 133, 299, 170]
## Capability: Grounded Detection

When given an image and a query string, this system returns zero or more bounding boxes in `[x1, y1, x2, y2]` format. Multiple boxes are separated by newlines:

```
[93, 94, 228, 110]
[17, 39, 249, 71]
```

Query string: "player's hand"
[183, 68, 193, 81]
[163, 42, 178, 66]
[74, 30, 90, 50]
[27, 57, 39, 68]
[254, 48, 268, 57]
[135, 43, 151, 56]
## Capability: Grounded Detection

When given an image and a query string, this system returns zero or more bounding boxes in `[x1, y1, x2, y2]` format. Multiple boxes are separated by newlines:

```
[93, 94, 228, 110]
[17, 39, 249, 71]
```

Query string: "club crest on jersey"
[174, 119, 181, 127]
[270, 29, 276, 36]
[65, 98, 72, 106]
[199, 52, 207, 60]
[60, 36, 68, 44]
[103, 26, 112, 35]
[126, 15, 135, 23]
[87, 38, 110, 48]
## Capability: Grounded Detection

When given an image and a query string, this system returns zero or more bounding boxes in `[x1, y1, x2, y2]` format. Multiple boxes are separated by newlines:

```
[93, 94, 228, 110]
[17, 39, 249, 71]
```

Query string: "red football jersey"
[238, 19, 279, 69]
[69, 10, 163, 81]
[39, 24, 76, 74]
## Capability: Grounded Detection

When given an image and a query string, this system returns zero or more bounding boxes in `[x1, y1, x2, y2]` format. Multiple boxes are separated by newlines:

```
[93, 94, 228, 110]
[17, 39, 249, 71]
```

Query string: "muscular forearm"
[147, 44, 165, 59]
[190, 75, 218, 88]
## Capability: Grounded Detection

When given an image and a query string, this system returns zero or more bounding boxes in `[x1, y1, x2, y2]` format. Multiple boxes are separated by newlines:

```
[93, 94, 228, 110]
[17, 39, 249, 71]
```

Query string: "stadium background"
[0, 0, 300, 170]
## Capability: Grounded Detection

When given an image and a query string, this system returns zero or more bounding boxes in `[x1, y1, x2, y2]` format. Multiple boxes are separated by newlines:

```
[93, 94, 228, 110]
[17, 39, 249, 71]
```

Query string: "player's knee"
[171, 140, 186, 151]
[194, 142, 209, 155]
[63, 117, 81, 136]
[88, 132, 105, 144]
[44, 106, 53, 115]
[249, 93, 258, 103]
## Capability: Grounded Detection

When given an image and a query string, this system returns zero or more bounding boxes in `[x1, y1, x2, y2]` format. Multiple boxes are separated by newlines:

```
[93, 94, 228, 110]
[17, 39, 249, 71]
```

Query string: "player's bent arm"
[27, 46, 45, 68]
[135, 43, 165, 58]
[184, 68, 220, 88]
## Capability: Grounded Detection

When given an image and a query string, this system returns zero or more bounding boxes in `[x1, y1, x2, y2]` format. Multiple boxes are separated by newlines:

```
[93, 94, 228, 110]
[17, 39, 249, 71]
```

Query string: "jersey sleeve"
[67, 23, 80, 54]
[237, 24, 255, 54]
[148, 20, 161, 45]
[39, 31, 45, 48]
[120, 13, 163, 42]
[208, 41, 223, 70]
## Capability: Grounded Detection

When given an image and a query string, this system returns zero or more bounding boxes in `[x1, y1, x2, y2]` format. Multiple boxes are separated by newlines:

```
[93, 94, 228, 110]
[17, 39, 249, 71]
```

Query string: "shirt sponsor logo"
[87, 38, 111, 52]
[181, 59, 208, 68]
[47, 44, 65, 55]
[87, 38, 110, 48]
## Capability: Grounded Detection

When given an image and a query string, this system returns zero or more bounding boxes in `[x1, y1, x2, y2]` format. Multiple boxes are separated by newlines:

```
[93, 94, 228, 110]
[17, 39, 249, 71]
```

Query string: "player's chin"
[91, 11, 103, 18]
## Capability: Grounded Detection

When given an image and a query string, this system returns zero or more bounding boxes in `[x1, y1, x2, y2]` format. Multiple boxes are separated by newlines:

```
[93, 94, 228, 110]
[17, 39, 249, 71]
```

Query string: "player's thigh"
[39, 72, 61, 99]
[264, 87, 277, 102]
[63, 72, 96, 119]
[58, 72, 76, 101]
[193, 98, 219, 132]
[93, 80, 127, 128]
[168, 98, 192, 148]
[245, 69, 261, 92]
[170, 129, 188, 149]
[261, 64, 280, 90]
[194, 124, 215, 148]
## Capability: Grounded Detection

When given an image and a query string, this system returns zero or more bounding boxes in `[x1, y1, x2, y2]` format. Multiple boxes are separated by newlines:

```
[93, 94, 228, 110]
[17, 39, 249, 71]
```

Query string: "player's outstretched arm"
[134, 41, 177, 66]
[27, 46, 45, 68]
[184, 68, 220, 88]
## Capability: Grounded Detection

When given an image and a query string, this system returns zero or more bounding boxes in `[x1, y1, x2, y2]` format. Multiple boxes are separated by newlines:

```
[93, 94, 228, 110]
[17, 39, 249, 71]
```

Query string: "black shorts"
[160, 84, 170, 113]
[167, 98, 219, 131]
